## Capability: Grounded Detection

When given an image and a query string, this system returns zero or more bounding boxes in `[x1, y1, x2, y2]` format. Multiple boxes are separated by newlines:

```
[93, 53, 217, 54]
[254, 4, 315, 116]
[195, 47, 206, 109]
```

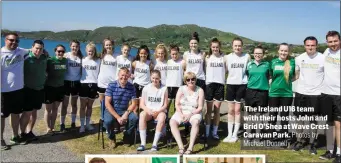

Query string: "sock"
[212, 125, 218, 135]
[228, 123, 234, 137]
[60, 116, 65, 125]
[71, 114, 76, 123]
[337, 147, 340, 155]
[232, 123, 241, 138]
[161, 126, 166, 136]
[139, 130, 147, 146]
[80, 118, 85, 127]
[86, 116, 91, 126]
[205, 125, 210, 137]
[330, 150, 334, 154]
[152, 131, 162, 147]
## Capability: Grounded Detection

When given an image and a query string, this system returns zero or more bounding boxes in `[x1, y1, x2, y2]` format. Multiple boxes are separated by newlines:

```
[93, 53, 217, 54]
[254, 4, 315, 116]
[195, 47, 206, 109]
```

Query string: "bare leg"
[205, 101, 213, 137]
[170, 120, 184, 151]
[19, 112, 31, 134]
[26, 110, 38, 133]
[44, 104, 53, 131]
[212, 101, 222, 137]
[79, 97, 88, 132]
[60, 96, 69, 125]
[187, 119, 200, 153]
[50, 102, 61, 131]
[70, 96, 79, 125]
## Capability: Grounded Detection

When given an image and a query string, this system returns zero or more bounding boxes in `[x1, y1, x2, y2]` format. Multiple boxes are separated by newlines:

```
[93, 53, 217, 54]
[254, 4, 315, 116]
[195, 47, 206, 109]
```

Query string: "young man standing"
[319, 31, 341, 163]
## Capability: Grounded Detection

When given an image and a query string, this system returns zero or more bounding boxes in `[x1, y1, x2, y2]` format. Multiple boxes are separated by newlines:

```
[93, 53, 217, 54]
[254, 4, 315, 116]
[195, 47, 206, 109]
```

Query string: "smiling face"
[232, 40, 243, 54]
[170, 49, 179, 60]
[327, 35, 340, 52]
[211, 42, 220, 54]
[86, 47, 96, 58]
[118, 69, 130, 86]
[104, 40, 113, 54]
[138, 49, 148, 61]
[31, 43, 44, 56]
[121, 45, 130, 56]
[189, 39, 198, 51]
[304, 40, 317, 55]
[253, 48, 264, 62]
[156, 48, 165, 61]
[151, 72, 161, 86]
[5, 34, 19, 50]
[278, 44, 289, 60]
[70, 42, 80, 55]
[55, 46, 65, 59]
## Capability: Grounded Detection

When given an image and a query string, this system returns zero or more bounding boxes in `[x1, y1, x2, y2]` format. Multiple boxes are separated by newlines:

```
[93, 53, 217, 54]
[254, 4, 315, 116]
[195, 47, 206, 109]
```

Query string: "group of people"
[0, 30, 340, 163]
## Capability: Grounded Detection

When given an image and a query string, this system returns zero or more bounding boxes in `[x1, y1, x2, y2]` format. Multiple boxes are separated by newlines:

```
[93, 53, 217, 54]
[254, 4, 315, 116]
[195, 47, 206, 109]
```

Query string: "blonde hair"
[183, 72, 197, 83]
[279, 43, 291, 83]
[154, 43, 168, 60]
[86, 42, 99, 60]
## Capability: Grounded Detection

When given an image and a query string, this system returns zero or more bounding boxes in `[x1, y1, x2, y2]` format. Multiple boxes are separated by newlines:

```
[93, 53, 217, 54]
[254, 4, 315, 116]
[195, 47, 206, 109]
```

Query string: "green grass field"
[35, 104, 330, 162]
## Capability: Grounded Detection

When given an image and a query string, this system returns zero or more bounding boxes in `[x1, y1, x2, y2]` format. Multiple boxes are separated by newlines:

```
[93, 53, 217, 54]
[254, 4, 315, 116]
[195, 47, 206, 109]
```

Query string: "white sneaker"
[79, 126, 85, 133]
[223, 135, 232, 142]
[86, 124, 95, 131]
[229, 136, 238, 143]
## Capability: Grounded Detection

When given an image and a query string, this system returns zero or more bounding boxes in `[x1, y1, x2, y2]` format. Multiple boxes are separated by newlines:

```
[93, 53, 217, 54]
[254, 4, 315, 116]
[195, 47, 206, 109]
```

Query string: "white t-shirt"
[184, 51, 205, 80]
[206, 54, 226, 85]
[1, 47, 29, 92]
[64, 52, 82, 81]
[322, 48, 340, 95]
[142, 83, 167, 112]
[116, 54, 133, 76]
[133, 60, 151, 86]
[295, 52, 325, 95]
[154, 59, 167, 85]
[98, 54, 117, 88]
[80, 57, 101, 84]
[226, 53, 249, 85]
[166, 59, 183, 87]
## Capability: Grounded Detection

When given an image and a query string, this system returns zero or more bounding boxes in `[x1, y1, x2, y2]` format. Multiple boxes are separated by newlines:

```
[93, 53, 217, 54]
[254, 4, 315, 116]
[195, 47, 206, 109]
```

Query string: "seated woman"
[169, 72, 205, 155]
[137, 70, 168, 151]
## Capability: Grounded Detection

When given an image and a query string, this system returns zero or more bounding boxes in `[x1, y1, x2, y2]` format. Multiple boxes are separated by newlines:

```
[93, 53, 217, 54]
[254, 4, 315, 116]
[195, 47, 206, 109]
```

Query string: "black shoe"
[71, 123, 76, 129]
[26, 131, 38, 141]
[333, 154, 341, 163]
[60, 124, 66, 132]
[1, 140, 10, 150]
[309, 144, 317, 155]
[319, 151, 336, 160]
[293, 142, 304, 151]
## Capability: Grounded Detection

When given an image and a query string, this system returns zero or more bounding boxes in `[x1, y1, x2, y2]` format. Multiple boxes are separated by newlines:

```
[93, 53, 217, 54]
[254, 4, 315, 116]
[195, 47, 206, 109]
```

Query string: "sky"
[1, 1, 340, 45]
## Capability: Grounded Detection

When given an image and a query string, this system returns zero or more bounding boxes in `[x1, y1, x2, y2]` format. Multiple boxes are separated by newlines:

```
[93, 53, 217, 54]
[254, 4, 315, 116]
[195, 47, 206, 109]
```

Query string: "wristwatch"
[126, 110, 132, 114]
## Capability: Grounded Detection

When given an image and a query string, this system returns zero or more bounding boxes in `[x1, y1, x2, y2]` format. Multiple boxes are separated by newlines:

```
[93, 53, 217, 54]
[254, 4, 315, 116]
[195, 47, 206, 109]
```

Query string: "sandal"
[178, 148, 184, 155]
[184, 149, 192, 154]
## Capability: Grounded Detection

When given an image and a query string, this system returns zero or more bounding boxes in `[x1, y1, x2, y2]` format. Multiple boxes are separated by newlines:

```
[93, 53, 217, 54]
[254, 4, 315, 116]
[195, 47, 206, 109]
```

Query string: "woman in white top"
[223, 37, 251, 143]
[97, 38, 117, 121]
[182, 32, 206, 91]
[132, 45, 154, 111]
[166, 44, 184, 111]
[137, 70, 168, 151]
[79, 42, 101, 133]
[204, 38, 227, 140]
[170, 72, 205, 155]
[61, 40, 83, 132]
[153, 44, 168, 85]
[116, 43, 134, 81]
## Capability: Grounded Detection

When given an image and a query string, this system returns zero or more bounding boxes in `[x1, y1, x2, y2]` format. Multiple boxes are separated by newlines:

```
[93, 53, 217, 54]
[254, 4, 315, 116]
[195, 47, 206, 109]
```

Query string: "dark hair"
[32, 40, 44, 47]
[122, 42, 131, 49]
[304, 36, 318, 45]
[54, 44, 66, 52]
[232, 37, 243, 46]
[169, 44, 180, 52]
[208, 38, 221, 57]
[151, 69, 162, 85]
[133, 45, 151, 61]
[70, 40, 83, 59]
[189, 32, 199, 42]
[89, 157, 106, 163]
[5, 32, 19, 38]
[101, 38, 115, 59]
[253, 44, 264, 54]
[326, 30, 340, 40]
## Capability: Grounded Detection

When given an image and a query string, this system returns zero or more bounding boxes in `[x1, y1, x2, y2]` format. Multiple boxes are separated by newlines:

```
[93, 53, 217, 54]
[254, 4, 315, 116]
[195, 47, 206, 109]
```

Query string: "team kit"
[1, 30, 340, 163]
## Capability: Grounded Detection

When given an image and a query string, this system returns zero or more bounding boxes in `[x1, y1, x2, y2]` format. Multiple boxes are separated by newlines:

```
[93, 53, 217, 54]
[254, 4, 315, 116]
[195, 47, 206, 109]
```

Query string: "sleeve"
[105, 83, 114, 97]
[269, 60, 274, 77]
[291, 59, 296, 76]
[295, 56, 300, 71]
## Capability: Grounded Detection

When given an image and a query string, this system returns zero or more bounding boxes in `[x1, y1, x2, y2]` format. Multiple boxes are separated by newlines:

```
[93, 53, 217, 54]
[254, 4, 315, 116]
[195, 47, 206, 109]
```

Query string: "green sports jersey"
[24, 52, 48, 90]
[152, 157, 177, 163]
[45, 56, 67, 87]
[269, 58, 295, 97]
[246, 60, 270, 90]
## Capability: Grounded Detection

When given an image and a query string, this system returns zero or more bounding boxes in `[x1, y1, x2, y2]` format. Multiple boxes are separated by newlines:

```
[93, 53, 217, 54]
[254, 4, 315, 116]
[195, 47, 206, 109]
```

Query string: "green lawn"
[35, 104, 330, 162]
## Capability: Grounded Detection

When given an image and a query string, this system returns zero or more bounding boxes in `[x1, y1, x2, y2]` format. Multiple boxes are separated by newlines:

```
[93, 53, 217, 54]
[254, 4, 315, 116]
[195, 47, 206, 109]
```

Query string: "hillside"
[1, 24, 328, 55]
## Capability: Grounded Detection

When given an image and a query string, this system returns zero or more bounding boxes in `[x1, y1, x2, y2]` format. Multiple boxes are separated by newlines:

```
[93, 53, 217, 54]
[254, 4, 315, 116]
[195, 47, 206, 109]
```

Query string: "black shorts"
[320, 93, 341, 122]
[168, 87, 179, 99]
[225, 84, 247, 103]
[79, 83, 99, 99]
[268, 97, 293, 108]
[98, 87, 106, 94]
[44, 86, 65, 104]
[1, 89, 24, 118]
[64, 80, 81, 96]
[245, 88, 269, 108]
[23, 87, 44, 112]
[293, 93, 320, 117]
[205, 83, 224, 101]
[196, 79, 206, 92]
[133, 83, 144, 98]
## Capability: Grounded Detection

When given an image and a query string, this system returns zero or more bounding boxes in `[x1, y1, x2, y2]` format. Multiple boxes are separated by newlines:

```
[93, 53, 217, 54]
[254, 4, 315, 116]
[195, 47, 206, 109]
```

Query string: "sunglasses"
[6, 38, 20, 43]
[57, 50, 65, 53]
[186, 78, 196, 82]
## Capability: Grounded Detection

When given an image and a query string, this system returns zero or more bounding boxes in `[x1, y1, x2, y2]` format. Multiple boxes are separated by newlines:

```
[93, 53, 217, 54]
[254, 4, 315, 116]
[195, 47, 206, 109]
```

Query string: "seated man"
[103, 67, 138, 148]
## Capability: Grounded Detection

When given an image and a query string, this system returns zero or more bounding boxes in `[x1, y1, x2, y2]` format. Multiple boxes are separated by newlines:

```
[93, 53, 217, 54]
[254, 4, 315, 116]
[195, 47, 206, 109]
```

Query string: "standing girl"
[223, 37, 251, 143]
[79, 42, 101, 133]
[204, 38, 227, 140]
[153, 44, 168, 85]
[116, 43, 134, 82]
[44, 45, 68, 135]
[97, 38, 117, 122]
[132, 45, 153, 110]
[61, 40, 83, 132]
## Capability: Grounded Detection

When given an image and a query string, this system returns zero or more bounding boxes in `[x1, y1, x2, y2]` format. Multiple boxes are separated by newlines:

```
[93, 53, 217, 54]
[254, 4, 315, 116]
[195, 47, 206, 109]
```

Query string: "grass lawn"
[35, 103, 330, 163]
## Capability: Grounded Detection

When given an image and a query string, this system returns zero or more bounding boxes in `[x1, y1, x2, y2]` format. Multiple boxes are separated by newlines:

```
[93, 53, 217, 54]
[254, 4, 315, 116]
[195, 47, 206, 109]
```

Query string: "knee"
[129, 113, 138, 123]
[158, 113, 166, 123]
[191, 120, 200, 127]
[170, 120, 178, 128]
